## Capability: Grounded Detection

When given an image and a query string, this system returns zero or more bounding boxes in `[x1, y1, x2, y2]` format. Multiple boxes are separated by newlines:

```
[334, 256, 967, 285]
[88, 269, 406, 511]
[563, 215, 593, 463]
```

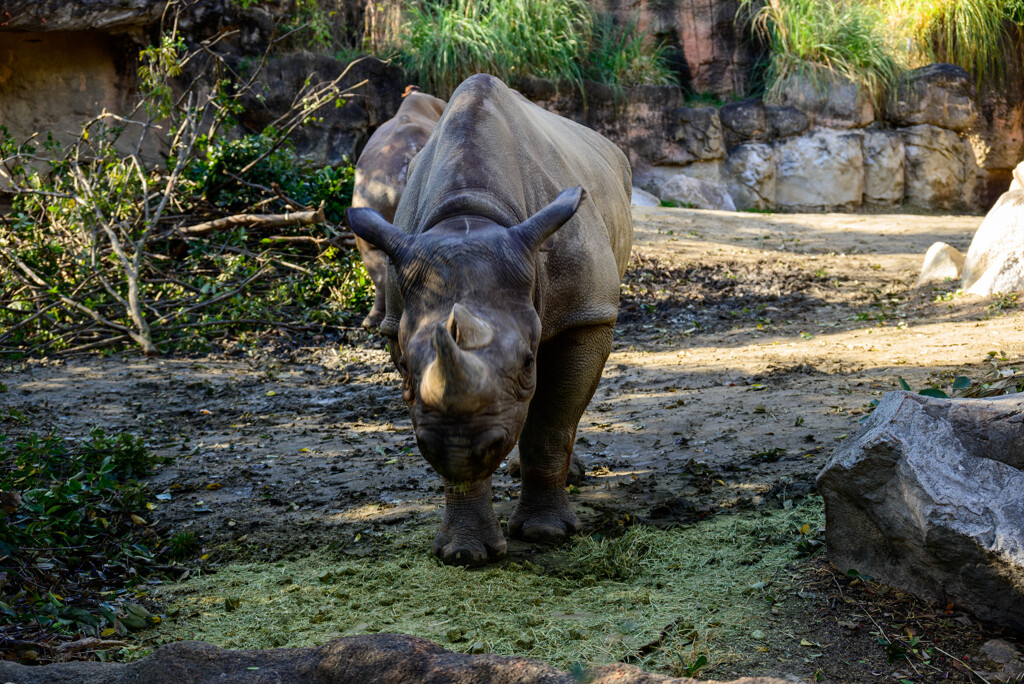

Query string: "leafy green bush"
[398, 0, 675, 96]
[0, 26, 372, 358]
[189, 130, 354, 223]
[0, 429, 170, 636]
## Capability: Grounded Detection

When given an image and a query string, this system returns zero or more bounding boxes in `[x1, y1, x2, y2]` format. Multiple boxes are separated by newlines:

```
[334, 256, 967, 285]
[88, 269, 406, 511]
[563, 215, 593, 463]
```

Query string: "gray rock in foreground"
[0, 633, 787, 684]
[817, 391, 1024, 631]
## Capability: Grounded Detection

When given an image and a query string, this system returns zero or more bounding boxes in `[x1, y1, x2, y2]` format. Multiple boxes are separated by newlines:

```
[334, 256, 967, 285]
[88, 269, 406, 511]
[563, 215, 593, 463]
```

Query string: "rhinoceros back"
[352, 91, 446, 221]
[393, 74, 633, 340]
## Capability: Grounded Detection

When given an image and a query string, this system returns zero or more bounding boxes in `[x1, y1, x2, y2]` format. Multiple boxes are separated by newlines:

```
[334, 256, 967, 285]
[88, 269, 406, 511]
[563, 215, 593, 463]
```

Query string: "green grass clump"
[739, 0, 1020, 100]
[740, 0, 903, 107]
[398, 1, 676, 96]
[151, 499, 824, 675]
[883, 0, 1017, 90]
[0, 429, 170, 636]
[400, 0, 589, 96]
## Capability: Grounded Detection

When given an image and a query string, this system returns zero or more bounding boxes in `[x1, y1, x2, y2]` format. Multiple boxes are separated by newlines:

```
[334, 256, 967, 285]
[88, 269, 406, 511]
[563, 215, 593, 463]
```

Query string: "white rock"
[862, 130, 905, 207]
[652, 174, 736, 211]
[962, 188, 1024, 295]
[817, 391, 1024, 632]
[917, 241, 965, 286]
[724, 142, 775, 210]
[630, 186, 660, 207]
[775, 129, 864, 210]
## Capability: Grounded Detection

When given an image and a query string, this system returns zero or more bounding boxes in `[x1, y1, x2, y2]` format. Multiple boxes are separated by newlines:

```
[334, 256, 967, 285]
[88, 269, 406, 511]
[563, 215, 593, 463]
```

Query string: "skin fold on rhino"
[351, 87, 446, 330]
[347, 74, 633, 566]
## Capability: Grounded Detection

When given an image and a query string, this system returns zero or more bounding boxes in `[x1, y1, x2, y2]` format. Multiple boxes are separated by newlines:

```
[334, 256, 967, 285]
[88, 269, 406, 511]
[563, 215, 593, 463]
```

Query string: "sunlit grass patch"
[151, 498, 824, 675]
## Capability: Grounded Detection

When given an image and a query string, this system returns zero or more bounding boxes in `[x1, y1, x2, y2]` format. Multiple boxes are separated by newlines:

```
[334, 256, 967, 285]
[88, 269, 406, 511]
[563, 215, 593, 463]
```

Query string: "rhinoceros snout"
[416, 426, 509, 482]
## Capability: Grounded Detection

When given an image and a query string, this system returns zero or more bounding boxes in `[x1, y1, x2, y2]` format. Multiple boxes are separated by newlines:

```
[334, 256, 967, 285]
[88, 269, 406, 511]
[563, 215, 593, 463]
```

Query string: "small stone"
[917, 241, 965, 286]
[980, 638, 1021, 665]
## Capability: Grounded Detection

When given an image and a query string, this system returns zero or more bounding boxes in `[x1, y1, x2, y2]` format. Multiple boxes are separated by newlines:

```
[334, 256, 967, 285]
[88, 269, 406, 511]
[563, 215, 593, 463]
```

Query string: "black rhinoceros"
[351, 86, 446, 330]
[347, 74, 632, 566]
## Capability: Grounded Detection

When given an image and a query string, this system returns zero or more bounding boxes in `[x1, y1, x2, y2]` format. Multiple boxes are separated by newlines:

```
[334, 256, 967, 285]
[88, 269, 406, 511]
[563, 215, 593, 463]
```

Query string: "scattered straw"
[150, 498, 824, 674]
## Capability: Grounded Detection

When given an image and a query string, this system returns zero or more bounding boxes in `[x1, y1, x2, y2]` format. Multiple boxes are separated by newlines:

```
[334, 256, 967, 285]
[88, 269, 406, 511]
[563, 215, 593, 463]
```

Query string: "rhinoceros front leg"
[433, 476, 507, 566]
[354, 235, 389, 330]
[509, 323, 613, 542]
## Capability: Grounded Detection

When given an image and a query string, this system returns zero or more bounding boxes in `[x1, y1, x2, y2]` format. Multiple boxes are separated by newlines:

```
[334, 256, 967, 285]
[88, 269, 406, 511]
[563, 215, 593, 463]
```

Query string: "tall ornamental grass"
[398, 0, 676, 96]
[739, 0, 903, 106]
[740, 0, 1020, 101]
[883, 0, 1016, 90]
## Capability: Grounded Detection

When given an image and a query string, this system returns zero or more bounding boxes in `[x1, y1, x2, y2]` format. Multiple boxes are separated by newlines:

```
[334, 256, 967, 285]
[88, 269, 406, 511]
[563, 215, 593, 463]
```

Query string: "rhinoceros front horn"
[420, 319, 491, 412]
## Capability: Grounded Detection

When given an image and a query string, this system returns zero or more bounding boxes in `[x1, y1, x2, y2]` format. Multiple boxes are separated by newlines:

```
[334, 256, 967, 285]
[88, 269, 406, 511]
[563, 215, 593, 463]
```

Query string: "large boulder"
[775, 129, 864, 211]
[0, 633, 787, 684]
[765, 105, 810, 139]
[961, 186, 1024, 295]
[668, 106, 727, 164]
[719, 99, 769, 149]
[631, 186, 661, 207]
[901, 124, 979, 211]
[889, 63, 978, 133]
[724, 142, 776, 210]
[862, 130, 905, 207]
[774, 72, 874, 128]
[970, 95, 1024, 208]
[817, 391, 1024, 632]
[652, 174, 736, 211]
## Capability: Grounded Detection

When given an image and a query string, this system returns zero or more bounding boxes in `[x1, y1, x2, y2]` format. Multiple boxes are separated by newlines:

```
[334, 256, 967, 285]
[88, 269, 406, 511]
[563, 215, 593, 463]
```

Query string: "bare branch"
[176, 207, 326, 236]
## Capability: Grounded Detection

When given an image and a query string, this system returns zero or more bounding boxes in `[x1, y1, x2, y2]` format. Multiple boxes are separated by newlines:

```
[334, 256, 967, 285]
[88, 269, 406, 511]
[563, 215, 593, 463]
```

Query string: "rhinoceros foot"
[434, 478, 507, 566]
[432, 520, 507, 567]
[360, 307, 385, 331]
[507, 448, 586, 486]
[508, 488, 581, 543]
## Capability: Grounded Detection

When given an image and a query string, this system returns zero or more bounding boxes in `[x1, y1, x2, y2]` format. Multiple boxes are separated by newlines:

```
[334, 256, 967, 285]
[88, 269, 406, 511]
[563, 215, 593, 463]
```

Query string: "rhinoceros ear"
[513, 186, 587, 253]
[346, 207, 413, 262]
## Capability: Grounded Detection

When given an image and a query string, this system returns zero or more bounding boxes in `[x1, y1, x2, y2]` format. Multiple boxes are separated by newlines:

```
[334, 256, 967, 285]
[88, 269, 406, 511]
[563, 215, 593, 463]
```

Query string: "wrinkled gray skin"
[346, 74, 632, 566]
[351, 88, 446, 330]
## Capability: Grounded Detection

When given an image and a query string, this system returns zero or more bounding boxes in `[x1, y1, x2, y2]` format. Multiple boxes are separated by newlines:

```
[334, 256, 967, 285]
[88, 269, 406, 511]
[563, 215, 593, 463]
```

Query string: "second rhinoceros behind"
[346, 74, 633, 566]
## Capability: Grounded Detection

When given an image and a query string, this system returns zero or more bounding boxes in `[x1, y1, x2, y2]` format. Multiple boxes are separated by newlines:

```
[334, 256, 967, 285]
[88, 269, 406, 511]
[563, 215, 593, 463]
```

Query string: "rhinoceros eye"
[517, 352, 536, 393]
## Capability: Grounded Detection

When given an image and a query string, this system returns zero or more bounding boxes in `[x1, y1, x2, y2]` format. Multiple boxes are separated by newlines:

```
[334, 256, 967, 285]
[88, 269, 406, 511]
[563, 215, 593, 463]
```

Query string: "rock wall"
[590, 0, 754, 96]
[530, 64, 1015, 214]
[0, 31, 143, 154]
[0, 0, 405, 176]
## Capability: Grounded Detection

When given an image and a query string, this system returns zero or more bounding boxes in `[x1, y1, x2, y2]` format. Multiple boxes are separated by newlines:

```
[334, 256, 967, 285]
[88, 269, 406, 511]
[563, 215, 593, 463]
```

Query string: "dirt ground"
[3, 206, 1023, 681]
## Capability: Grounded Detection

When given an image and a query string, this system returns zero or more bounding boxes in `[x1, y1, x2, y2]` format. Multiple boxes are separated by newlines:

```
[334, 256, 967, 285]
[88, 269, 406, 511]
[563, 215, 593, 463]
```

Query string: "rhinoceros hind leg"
[506, 447, 586, 486]
[355, 235, 388, 330]
[433, 477, 506, 566]
[510, 323, 612, 542]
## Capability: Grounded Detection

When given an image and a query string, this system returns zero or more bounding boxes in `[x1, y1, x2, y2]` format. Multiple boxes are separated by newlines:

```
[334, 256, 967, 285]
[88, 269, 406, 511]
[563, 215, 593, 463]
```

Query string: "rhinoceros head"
[346, 187, 584, 483]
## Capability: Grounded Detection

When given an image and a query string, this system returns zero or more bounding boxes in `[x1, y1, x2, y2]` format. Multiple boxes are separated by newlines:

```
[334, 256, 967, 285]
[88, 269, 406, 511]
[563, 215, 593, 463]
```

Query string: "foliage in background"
[882, 0, 1018, 90]
[739, 0, 1021, 101]
[0, 21, 371, 358]
[582, 15, 679, 88]
[738, 0, 903, 106]
[398, 0, 676, 96]
[0, 428, 175, 644]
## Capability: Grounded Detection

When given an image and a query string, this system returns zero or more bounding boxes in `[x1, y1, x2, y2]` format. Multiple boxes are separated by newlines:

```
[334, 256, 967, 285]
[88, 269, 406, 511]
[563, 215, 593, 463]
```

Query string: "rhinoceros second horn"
[420, 321, 492, 412]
